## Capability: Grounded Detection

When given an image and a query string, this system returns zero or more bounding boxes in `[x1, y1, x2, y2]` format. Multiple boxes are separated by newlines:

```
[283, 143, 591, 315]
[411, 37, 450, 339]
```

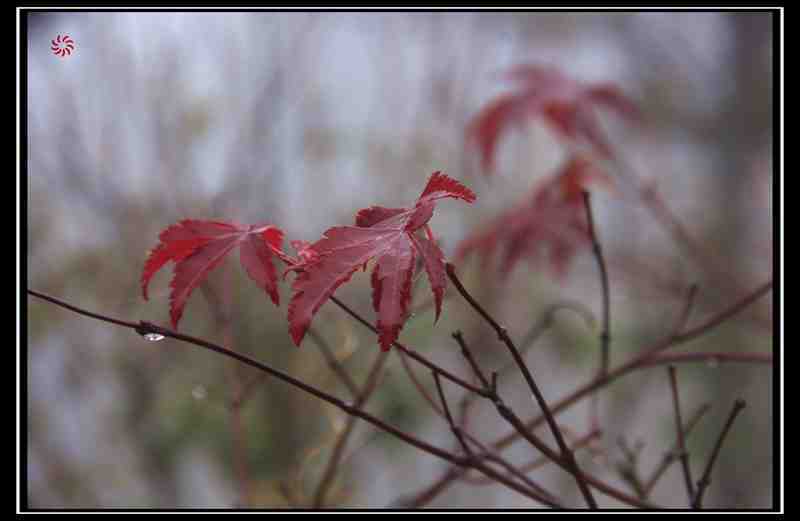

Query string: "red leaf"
[355, 206, 407, 228]
[287, 172, 475, 350]
[142, 220, 285, 329]
[409, 234, 446, 322]
[456, 155, 608, 279]
[468, 64, 640, 174]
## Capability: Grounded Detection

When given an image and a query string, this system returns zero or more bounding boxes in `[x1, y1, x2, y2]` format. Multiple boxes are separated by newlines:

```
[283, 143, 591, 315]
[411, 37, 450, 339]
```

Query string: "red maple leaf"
[467, 64, 641, 173]
[456, 155, 609, 278]
[141, 220, 287, 329]
[287, 172, 476, 351]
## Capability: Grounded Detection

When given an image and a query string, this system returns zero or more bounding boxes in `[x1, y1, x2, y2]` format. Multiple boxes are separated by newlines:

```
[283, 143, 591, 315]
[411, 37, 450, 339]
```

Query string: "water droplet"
[192, 385, 207, 400]
[706, 356, 720, 369]
[142, 332, 165, 342]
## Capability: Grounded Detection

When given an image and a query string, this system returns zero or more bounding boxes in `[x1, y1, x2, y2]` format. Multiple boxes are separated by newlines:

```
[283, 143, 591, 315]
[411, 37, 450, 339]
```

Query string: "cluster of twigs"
[26, 189, 772, 509]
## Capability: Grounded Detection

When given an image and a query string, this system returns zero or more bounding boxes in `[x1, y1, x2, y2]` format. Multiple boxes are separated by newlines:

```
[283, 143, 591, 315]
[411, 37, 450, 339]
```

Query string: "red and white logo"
[51, 35, 75, 57]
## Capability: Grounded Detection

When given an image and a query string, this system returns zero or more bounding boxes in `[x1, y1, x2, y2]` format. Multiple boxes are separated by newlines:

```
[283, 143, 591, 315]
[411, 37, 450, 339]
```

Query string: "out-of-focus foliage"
[27, 11, 773, 508]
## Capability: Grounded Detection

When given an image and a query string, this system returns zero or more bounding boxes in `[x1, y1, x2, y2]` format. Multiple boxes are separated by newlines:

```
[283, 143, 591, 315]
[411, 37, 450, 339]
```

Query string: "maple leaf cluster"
[467, 64, 641, 173]
[458, 64, 639, 278]
[140, 65, 638, 349]
[455, 155, 609, 278]
[142, 172, 475, 351]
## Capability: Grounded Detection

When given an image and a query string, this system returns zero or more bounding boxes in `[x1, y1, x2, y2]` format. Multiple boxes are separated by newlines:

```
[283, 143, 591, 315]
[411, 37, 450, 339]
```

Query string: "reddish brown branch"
[27, 288, 557, 508]
[446, 262, 598, 509]
[403, 279, 771, 507]
[692, 399, 747, 508]
[582, 191, 611, 379]
[667, 366, 695, 505]
[642, 402, 711, 498]
[330, 296, 488, 398]
[307, 327, 361, 398]
[313, 349, 390, 507]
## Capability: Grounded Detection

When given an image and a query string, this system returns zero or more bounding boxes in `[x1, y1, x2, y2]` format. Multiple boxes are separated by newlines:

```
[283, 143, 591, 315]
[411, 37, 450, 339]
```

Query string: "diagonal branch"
[307, 327, 360, 398]
[446, 263, 598, 509]
[692, 399, 747, 508]
[313, 349, 389, 507]
[27, 288, 555, 508]
[642, 402, 710, 498]
[330, 296, 488, 398]
[401, 279, 771, 507]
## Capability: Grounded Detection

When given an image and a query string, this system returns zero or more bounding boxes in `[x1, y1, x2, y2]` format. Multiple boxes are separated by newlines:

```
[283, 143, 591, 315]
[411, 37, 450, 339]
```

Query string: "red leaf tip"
[418, 171, 477, 205]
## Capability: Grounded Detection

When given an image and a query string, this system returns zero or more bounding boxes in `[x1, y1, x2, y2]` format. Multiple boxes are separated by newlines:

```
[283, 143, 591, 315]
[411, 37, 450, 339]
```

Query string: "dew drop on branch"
[192, 385, 207, 400]
[141, 332, 165, 342]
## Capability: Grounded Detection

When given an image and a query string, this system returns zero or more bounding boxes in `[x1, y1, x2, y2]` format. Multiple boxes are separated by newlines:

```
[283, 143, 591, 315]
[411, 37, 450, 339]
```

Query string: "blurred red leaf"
[142, 220, 286, 329]
[456, 155, 609, 278]
[287, 172, 475, 351]
[467, 64, 641, 173]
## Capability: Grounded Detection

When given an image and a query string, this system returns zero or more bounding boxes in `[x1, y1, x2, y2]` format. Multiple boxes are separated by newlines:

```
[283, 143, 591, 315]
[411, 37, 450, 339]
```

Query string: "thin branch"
[667, 366, 695, 505]
[463, 428, 602, 486]
[28, 289, 555, 508]
[313, 349, 389, 507]
[492, 279, 771, 452]
[642, 402, 711, 498]
[491, 399, 654, 508]
[451, 330, 490, 390]
[330, 296, 489, 398]
[27, 290, 461, 465]
[582, 191, 611, 431]
[402, 280, 771, 507]
[615, 437, 647, 499]
[582, 191, 611, 379]
[519, 301, 596, 354]
[395, 348, 445, 418]
[445, 263, 598, 509]
[643, 352, 772, 367]
[458, 430, 563, 507]
[692, 399, 747, 509]
[433, 372, 472, 457]
[307, 327, 360, 398]
[671, 281, 772, 345]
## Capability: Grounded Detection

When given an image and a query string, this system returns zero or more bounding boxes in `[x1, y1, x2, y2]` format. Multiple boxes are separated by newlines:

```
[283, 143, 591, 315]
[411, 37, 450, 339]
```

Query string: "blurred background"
[26, 11, 774, 508]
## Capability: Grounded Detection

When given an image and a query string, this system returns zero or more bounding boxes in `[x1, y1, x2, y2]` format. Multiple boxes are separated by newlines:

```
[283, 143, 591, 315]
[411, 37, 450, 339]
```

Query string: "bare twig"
[395, 348, 445, 418]
[493, 279, 771, 452]
[582, 191, 612, 431]
[519, 301, 596, 354]
[403, 280, 770, 507]
[582, 191, 611, 380]
[642, 403, 711, 498]
[451, 330, 490, 390]
[463, 428, 602, 486]
[307, 327, 360, 398]
[446, 263, 598, 509]
[330, 296, 488, 398]
[643, 352, 772, 367]
[27, 289, 557, 508]
[313, 349, 389, 507]
[667, 366, 695, 505]
[692, 399, 747, 508]
[433, 372, 472, 457]
[201, 272, 253, 507]
[615, 437, 647, 499]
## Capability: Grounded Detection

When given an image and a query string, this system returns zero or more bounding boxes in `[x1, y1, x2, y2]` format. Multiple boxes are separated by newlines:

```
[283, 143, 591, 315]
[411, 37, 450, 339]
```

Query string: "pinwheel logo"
[51, 35, 75, 57]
